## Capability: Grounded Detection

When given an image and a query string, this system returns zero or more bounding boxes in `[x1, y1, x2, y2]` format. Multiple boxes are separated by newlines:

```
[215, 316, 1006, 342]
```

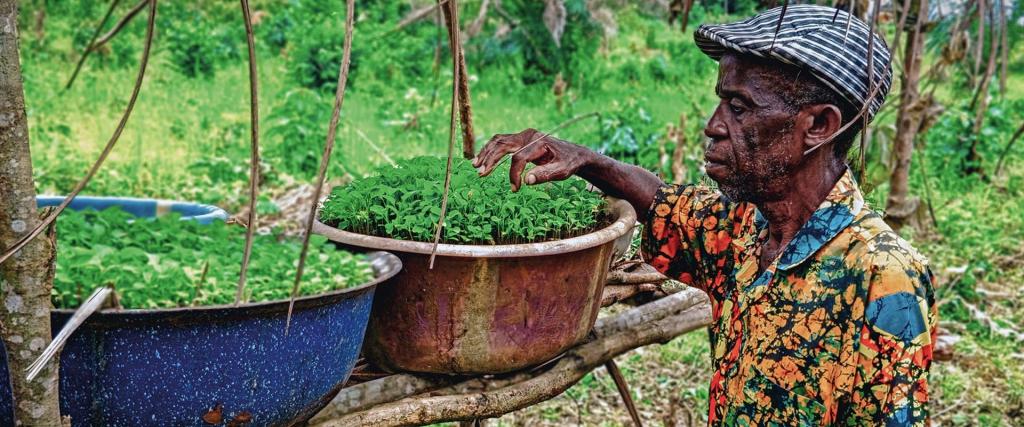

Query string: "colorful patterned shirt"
[642, 170, 937, 426]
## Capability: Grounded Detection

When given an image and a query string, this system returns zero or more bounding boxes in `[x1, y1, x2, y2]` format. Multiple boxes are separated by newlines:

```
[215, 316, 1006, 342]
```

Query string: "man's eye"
[729, 101, 746, 114]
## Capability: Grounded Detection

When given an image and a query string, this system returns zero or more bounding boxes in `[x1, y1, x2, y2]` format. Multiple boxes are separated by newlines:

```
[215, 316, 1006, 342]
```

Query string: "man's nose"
[704, 105, 728, 140]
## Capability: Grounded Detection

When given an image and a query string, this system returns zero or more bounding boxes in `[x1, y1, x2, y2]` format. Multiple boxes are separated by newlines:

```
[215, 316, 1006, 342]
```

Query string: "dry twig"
[235, 0, 261, 304]
[64, 0, 123, 90]
[285, 0, 357, 332]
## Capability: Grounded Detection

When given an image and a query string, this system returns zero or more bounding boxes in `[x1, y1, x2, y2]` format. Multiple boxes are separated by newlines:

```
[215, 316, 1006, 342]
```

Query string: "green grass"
[15, 0, 1024, 424]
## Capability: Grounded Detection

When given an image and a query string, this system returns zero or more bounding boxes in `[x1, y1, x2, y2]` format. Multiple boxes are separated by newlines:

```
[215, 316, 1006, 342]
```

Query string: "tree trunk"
[0, 1, 64, 425]
[885, 0, 928, 231]
[32, 2, 44, 43]
[965, 0, 1000, 177]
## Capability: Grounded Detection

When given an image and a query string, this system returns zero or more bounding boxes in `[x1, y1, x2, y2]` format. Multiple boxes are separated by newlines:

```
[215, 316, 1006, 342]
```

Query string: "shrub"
[318, 156, 608, 244]
[286, 1, 435, 93]
[265, 88, 333, 178]
[594, 101, 663, 171]
[486, 0, 603, 86]
[163, 8, 241, 78]
[53, 208, 373, 309]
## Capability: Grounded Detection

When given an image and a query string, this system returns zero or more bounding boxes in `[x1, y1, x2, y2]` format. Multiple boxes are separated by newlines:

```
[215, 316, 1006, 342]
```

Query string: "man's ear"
[800, 104, 843, 151]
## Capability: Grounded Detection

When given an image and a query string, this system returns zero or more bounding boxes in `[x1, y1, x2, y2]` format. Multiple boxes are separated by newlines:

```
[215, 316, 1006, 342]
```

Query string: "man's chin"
[709, 176, 750, 203]
[704, 161, 731, 181]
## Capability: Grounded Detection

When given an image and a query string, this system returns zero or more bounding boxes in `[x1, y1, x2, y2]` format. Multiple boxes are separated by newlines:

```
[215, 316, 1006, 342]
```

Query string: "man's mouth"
[704, 154, 729, 170]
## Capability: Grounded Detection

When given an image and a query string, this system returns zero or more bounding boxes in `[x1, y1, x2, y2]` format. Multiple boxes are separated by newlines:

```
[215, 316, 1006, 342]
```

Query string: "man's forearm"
[577, 152, 664, 221]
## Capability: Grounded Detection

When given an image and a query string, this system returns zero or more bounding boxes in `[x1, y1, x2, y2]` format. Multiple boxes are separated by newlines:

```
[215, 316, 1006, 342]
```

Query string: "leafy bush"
[163, 9, 241, 78]
[594, 101, 663, 171]
[285, 1, 435, 94]
[319, 156, 607, 244]
[479, 0, 603, 86]
[265, 88, 333, 178]
[925, 98, 1024, 174]
[53, 208, 373, 309]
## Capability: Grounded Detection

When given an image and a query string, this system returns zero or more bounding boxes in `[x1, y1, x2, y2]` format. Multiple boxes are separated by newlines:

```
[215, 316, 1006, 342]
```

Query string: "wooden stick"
[235, 0, 261, 305]
[441, 0, 476, 158]
[285, 0, 356, 333]
[680, 0, 694, 32]
[313, 374, 461, 420]
[769, 1, 789, 52]
[429, 0, 463, 269]
[605, 270, 668, 285]
[308, 288, 711, 426]
[605, 359, 643, 427]
[26, 287, 112, 381]
[998, 0, 1008, 95]
[858, 0, 881, 184]
[995, 121, 1024, 176]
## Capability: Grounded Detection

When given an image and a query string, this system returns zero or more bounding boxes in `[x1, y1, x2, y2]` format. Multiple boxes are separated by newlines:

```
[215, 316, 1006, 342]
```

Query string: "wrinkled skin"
[474, 52, 847, 271]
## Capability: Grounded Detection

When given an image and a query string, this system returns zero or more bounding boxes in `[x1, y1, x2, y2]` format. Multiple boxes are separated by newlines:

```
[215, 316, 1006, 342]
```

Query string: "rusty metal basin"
[312, 199, 636, 374]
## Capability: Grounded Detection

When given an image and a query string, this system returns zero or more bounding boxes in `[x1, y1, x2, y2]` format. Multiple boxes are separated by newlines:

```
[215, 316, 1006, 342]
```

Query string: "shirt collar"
[760, 168, 865, 271]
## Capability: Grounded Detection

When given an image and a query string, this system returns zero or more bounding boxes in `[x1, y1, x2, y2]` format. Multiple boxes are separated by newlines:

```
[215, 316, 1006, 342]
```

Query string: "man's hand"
[472, 128, 666, 221]
[472, 128, 596, 192]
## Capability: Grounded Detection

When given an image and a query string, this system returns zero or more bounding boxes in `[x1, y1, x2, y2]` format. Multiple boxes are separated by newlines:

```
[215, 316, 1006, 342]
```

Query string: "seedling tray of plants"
[0, 196, 402, 427]
[314, 156, 636, 374]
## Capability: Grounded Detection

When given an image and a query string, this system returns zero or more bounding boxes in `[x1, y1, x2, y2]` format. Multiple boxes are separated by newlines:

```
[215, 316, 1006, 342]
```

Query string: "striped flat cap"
[695, 5, 892, 121]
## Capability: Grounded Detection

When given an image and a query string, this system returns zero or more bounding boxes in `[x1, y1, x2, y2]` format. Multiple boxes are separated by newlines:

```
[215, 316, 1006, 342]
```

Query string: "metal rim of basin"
[312, 198, 637, 258]
[51, 252, 402, 321]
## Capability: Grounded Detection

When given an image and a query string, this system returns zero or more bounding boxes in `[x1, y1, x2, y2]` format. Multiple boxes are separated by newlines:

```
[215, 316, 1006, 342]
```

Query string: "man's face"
[703, 53, 805, 203]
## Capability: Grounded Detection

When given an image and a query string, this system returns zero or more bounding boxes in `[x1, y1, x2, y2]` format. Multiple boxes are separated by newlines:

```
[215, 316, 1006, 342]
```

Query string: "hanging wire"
[285, 0, 356, 334]
[0, 0, 158, 267]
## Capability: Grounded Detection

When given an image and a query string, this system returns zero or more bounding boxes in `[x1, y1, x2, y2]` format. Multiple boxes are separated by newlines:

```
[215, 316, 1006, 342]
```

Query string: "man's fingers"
[477, 134, 516, 177]
[524, 162, 570, 187]
[509, 144, 547, 192]
[473, 134, 505, 168]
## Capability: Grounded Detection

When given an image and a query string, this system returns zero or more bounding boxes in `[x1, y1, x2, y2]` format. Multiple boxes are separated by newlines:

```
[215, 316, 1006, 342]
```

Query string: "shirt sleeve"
[847, 249, 938, 426]
[640, 183, 741, 293]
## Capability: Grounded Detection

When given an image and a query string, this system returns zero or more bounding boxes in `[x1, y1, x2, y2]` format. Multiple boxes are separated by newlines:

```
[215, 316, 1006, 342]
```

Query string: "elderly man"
[473, 5, 936, 426]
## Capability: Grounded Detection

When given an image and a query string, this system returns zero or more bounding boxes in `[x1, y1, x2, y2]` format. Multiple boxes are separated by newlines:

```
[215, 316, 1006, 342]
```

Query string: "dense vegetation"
[319, 156, 606, 244]
[13, 0, 1024, 424]
[53, 208, 373, 309]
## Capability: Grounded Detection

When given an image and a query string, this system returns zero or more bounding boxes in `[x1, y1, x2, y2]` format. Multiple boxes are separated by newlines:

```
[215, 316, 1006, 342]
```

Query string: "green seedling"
[52, 207, 373, 310]
[319, 156, 607, 245]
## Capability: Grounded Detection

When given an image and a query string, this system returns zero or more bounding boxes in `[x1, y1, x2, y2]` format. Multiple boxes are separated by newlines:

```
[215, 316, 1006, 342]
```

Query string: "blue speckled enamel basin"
[0, 197, 401, 426]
